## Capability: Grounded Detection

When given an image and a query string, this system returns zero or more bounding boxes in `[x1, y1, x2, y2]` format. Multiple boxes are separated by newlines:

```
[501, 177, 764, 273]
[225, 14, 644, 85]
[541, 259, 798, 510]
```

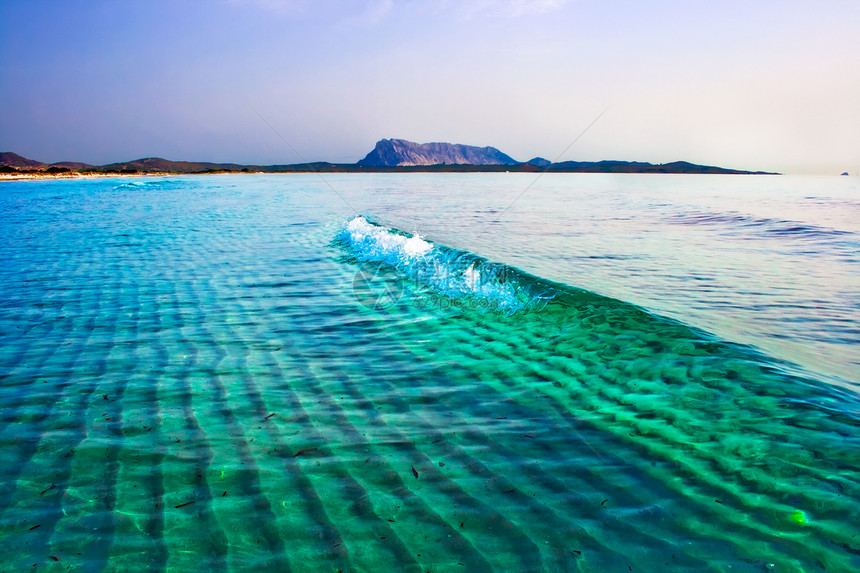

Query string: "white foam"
[341, 216, 527, 313]
[344, 216, 432, 265]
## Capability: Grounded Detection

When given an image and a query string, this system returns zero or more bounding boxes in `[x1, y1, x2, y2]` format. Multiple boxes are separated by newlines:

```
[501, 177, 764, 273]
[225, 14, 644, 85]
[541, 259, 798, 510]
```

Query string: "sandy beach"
[0, 172, 174, 182]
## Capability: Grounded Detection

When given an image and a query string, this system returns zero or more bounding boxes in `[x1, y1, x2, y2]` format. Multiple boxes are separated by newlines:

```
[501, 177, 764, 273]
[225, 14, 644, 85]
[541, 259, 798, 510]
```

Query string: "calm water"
[0, 173, 858, 572]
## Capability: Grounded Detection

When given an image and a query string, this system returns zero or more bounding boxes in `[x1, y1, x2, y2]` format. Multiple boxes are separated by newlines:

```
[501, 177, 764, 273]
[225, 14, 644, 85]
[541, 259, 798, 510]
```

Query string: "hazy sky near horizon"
[1, 0, 858, 174]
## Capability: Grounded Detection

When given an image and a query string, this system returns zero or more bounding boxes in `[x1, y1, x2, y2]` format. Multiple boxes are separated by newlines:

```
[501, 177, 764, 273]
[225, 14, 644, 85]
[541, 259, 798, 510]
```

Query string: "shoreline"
[0, 172, 176, 182]
[0, 169, 788, 182]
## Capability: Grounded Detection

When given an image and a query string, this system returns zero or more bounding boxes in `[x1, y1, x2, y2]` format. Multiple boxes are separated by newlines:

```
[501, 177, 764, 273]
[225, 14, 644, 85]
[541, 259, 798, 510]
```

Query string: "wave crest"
[339, 216, 554, 313]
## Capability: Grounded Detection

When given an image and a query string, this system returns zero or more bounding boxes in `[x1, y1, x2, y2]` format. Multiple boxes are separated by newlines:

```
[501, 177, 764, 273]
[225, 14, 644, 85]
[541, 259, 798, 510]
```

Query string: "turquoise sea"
[0, 173, 858, 572]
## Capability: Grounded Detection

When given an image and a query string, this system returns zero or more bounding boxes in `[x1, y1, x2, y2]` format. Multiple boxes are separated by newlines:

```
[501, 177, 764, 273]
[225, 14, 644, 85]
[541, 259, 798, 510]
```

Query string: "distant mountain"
[1, 152, 46, 169]
[1, 153, 94, 171]
[358, 138, 518, 167]
[98, 157, 249, 173]
[52, 161, 95, 170]
[525, 157, 552, 167]
[546, 159, 775, 175]
[1, 146, 779, 176]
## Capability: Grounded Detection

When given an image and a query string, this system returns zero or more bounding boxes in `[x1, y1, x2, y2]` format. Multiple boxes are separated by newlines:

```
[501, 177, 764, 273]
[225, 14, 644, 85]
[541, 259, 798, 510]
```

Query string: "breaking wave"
[338, 216, 557, 313]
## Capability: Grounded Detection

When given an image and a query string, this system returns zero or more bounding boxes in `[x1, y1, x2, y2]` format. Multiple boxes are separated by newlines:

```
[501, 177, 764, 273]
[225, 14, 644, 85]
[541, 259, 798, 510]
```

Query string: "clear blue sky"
[1, 0, 858, 174]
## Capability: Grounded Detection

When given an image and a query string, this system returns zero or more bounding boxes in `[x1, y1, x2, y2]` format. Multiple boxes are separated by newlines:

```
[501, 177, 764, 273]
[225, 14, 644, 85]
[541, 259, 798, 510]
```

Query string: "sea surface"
[0, 173, 858, 572]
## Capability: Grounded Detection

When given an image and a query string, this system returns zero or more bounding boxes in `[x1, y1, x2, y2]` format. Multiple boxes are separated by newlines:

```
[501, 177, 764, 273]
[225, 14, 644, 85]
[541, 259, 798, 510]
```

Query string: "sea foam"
[340, 216, 553, 313]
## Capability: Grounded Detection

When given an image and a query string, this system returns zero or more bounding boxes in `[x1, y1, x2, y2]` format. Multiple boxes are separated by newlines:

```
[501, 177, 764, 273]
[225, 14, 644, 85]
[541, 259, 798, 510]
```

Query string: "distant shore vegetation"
[0, 144, 781, 178]
[0, 161, 780, 178]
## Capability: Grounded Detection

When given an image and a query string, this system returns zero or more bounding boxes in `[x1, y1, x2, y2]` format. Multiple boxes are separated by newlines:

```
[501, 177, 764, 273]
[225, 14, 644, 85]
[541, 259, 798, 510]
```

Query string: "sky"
[1, 0, 858, 174]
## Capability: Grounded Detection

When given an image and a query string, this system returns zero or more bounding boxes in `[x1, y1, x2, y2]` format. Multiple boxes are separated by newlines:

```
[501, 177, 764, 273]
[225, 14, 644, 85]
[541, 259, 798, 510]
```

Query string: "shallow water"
[0, 174, 858, 571]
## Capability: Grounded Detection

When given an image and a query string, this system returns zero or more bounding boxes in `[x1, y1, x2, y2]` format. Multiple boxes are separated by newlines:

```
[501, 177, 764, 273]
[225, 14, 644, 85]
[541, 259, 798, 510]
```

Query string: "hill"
[1, 147, 780, 176]
[52, 161, 96, 170]
[0, 152, 47, 169]
[98, 157, 251, 173]
[546, 160, 774, 175]
[358, 138, 518, 167]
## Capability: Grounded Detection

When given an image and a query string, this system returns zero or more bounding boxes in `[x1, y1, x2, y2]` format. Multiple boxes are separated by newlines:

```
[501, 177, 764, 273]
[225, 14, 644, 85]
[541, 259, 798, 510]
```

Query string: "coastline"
[1, 147, 781, 178]
[0, 172, 176, 182]
[0, 166, 783, 181]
